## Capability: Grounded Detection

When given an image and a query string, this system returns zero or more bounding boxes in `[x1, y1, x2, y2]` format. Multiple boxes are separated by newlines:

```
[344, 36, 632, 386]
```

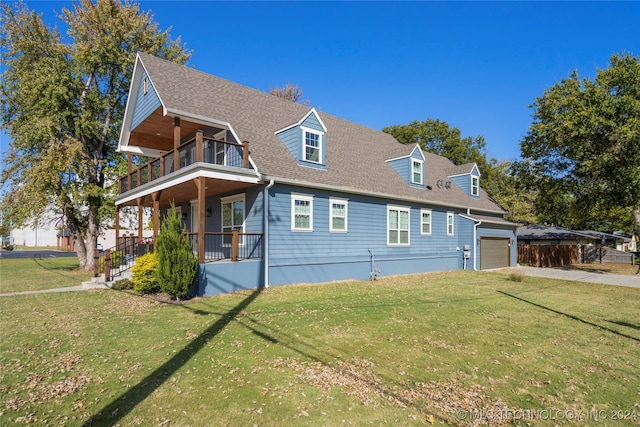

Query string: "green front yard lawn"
[1, 271, 638, 426]
[0, 257, 92, 293]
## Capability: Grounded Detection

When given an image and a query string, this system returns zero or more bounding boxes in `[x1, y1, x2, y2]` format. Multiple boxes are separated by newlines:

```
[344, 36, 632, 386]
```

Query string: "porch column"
[115, 205, 120, 250]
[127, 152, 133, 191]
[242, 141, 250, 169]
[196, 130, 203, 163]
[195, 177, 206, 264]
[136, 197, 144, 242]
[174, 117, 181, 172]
[152, 191, 162, 240]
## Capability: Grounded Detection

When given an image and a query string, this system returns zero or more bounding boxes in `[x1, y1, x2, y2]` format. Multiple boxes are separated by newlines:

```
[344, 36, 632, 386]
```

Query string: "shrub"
[508, 267, 526, 282]
[4, 244, 14, 251]
[155, 203, 198, 301]
[111, 278, 134, 291]
[132, 252, 160, 294]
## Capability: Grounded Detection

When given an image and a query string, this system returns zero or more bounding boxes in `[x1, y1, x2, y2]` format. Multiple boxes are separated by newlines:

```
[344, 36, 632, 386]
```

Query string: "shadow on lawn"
[497, 290, 640, 343]
[84, 289, 263, 426]
[32, 256, 80, 272]
[607, 320, 640, 331]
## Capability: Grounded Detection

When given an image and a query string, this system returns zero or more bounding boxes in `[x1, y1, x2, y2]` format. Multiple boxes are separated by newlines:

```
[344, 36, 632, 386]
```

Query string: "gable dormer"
[386, 144, 425, 188]
[447, 163, 481, 198]
[275, 108, 327, 170]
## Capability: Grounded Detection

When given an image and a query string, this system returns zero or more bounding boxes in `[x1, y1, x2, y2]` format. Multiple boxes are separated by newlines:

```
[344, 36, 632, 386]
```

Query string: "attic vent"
[143, 77, 148, 95]
[436, 180, 452, 190]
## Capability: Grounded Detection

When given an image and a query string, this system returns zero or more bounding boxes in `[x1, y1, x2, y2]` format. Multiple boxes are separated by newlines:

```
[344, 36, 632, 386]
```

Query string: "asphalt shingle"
[139, 52, 507, 214]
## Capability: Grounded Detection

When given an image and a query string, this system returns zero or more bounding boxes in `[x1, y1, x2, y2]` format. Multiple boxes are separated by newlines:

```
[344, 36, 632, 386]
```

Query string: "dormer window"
[471, 176, 479, 196]
[303, 127, 322, 163]
[412, 160, 423, 185]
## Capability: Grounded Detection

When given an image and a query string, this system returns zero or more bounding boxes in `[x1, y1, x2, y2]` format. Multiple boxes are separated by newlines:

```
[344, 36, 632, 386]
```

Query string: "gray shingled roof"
[138, 52, 506, 214]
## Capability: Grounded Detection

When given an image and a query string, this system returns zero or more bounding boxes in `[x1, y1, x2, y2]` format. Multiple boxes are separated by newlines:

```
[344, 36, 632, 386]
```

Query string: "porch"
[115, 120, 263, 266]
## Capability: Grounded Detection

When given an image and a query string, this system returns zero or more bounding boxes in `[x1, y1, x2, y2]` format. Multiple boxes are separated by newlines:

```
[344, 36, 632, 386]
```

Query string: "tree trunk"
[633, 206, 640, 242]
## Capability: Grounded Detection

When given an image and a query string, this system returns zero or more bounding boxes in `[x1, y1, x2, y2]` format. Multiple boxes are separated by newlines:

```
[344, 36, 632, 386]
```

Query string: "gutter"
[263, 179, 275, 289]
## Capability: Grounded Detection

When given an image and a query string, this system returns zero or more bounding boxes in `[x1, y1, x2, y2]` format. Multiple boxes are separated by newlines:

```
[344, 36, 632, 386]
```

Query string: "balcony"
[119, 133, 250, 195]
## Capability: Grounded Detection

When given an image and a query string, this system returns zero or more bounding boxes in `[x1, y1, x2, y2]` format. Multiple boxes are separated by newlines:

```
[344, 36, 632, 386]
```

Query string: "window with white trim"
[302, 128, 322, 163]
[420, 209, 432, 235]
[412, 160, 423, 185]
[330, 198, 348, 232]
[292, 194, 313, 231]
[221, 194, 245, 244]
[471, 176, 479, 196]
[447, 212, 455, 236]
[388, 206, 410, 245]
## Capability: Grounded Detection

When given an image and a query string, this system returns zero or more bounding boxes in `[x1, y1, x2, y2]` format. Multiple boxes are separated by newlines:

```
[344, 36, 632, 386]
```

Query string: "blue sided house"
[114, 53, 517, 296]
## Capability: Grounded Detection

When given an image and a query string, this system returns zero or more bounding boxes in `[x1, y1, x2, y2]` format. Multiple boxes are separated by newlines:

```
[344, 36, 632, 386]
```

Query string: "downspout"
[263, 179, 275, 289]
[466, 209, 482, 271]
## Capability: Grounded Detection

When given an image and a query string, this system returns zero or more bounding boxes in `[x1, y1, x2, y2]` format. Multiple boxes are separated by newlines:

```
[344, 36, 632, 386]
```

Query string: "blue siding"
[388, 152, 423, 188]
[266, 184, 463, 285]
[276, 111, 326, 169]
[457, 216, 475, 270]
[388, 157, 409, 183]
[450, 174, 470, 195]
[277, 126, 299, 160]
[193, 260, 263, 297]
[450, 167, 481, 199]
[131, 71, 161, 130]
[300, 112, 324, 132]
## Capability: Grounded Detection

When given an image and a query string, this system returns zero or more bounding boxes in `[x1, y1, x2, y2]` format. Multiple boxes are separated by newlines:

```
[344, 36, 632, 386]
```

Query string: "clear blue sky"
[12, 1, 640, 162]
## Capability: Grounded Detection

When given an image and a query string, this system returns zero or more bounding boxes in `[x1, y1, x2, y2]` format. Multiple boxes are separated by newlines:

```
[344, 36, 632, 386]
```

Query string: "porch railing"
[95, 231, 263, 281]
[186, 231, 263, 262]
[119, 135, 250, 194]
[95, 236, 154, 282]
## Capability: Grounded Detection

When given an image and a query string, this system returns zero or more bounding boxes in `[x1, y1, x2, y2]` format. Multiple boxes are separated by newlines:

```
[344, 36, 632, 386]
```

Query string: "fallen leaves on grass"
[270, 356, 513, 426]
[3, 350, 91, 413]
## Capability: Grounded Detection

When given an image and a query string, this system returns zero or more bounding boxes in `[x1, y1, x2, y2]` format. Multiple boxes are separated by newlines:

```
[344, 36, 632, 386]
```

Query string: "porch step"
[82, 281, 110, 290]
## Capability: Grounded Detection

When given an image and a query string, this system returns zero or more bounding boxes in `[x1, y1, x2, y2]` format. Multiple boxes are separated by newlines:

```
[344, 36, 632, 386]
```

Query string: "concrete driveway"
[517, 266, 640, 289]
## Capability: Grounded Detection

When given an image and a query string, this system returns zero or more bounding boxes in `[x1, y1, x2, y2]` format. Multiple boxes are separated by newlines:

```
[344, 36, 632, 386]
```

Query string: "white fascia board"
[460, 213, 518, 227]
[118, 145, 164, 158]
[262, 175, 506, 215]
[115, 164, 261, 206]
[385, 154, 410, 163]
[274, 107, 327, 135]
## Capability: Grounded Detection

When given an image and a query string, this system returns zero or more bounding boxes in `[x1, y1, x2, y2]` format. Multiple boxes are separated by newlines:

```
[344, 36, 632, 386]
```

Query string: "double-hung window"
[302, 128, 321, 163]
[292, 194, 313, 231]
[221, 194, 245, 244]
[330, 198, 348, 232]
[411, 160, 423, 185]
[471, 176, 479, 196]
[388, 206, 410, 245]
[420, 209, 432, 235]
[447, 212, 455, 236]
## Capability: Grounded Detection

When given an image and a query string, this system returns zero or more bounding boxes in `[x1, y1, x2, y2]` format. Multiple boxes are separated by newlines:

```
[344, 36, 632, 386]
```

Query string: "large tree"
[269, 82, 310, 106]
[514, 53, 640, 236]
[382, 119, 534, 224]
[1, 0, 190, 270]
